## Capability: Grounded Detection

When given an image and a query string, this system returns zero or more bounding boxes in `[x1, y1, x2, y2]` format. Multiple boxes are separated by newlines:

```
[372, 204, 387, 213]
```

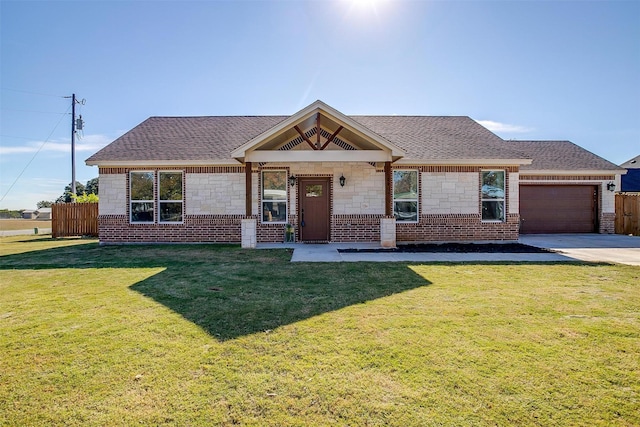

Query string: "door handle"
[301, 208, 305, 227]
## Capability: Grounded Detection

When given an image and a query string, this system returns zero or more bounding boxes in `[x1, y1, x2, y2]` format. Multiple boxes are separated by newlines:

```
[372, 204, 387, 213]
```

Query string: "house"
[21, 210, 37, 220]
[86, 100, 624, 246]
[36, 207, 52, 220]
[621, 155, 640, 192]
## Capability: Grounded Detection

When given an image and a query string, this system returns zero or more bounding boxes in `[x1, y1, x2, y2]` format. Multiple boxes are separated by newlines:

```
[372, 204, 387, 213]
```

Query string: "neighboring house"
[86, 100, 624, 246]
[36, 207, 52, 220]
[22, 210, 37, 220]
[621, 155, 640, 192]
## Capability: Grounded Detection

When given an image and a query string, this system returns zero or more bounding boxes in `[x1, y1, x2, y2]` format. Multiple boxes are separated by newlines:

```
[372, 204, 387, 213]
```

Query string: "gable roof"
[621, 155, 640, 169]
[86, 117, 529, 167]
[506, 140, 624, 173]
[231, 100, 406, 163]
[352, 116, 527, 164]
[86, 116, 288, 165]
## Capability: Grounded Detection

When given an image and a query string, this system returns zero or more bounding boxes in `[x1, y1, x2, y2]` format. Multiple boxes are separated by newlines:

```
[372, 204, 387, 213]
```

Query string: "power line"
[0, 104, 72, 205]
[1, 87, 65, 98]
[0, 107, 68, 115]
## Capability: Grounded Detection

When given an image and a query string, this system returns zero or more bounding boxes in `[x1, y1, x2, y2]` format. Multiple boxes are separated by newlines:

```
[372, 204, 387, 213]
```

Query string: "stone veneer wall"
[97, 164, 522, 243]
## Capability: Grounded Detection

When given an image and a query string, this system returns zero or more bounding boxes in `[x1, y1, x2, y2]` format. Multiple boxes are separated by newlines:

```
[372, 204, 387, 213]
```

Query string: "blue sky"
[1, 0, 639, 210]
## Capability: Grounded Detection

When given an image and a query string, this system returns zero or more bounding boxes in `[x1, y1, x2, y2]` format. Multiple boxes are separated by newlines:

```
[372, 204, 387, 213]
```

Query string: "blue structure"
[621, 155, 640, 192]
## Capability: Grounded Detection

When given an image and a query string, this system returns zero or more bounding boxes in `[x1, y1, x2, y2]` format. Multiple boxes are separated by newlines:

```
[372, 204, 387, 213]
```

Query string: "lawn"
[1, 236, 638, 426]
[0, 219, 51, 231]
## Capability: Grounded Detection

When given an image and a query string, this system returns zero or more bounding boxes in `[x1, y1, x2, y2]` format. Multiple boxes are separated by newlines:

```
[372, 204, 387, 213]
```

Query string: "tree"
[57, 181, 86, 203]
[37, 200, 53, 209]
[72, 193, 99, 203]
[85, 177, 99, 195]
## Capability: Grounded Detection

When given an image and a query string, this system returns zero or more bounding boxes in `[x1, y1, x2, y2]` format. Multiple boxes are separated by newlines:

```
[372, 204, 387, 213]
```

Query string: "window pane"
[131, 172, 154, 200]
[394, 201, 418, 222]
[393, 170, 418, 199]
[262, 201, 287, 222]
[482, 201, 504, 221]
[263, 189, 287, 201]
[306, 185, 322, 197]
[482, 171, 505, 199]
[160, 202, 183, 222]
[263, 171, 286, 194]
[131, 202, 154, 222]
[159, 172, 182, 201]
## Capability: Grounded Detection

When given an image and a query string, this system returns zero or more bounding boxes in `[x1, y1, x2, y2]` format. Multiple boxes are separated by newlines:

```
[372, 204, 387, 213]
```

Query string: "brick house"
[86, 100, 624, 246]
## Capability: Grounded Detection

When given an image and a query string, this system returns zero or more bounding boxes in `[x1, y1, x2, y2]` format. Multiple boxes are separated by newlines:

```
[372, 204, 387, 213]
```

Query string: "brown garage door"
[520, 185, 597, 234]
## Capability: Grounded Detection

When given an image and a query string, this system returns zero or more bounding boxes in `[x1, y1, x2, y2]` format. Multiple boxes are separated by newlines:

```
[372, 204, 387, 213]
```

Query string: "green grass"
[0, 219, 51, 231]
[1, 235, 639, 426]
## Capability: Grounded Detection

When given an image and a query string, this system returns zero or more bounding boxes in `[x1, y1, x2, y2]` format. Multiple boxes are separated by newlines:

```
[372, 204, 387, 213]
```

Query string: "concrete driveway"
[519, 234, 640, 266]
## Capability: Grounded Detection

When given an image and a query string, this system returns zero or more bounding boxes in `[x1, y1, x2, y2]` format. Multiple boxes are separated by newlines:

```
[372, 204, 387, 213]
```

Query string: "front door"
[298, 178, 330, 241]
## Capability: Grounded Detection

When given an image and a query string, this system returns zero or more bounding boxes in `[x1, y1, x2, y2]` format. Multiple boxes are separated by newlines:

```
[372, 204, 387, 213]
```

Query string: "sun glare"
[344, 0, 390, 15]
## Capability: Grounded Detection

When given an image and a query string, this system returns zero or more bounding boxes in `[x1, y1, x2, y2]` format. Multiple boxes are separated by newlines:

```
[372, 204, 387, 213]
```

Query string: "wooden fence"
[52, 203, 99, 238]
[615, 193, 640, 236]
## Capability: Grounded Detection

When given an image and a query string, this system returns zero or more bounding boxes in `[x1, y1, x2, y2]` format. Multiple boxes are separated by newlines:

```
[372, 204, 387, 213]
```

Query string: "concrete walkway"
[258, 234, 640, 265]
[519, 234, 640, 266]
[0, 228, 52, 237]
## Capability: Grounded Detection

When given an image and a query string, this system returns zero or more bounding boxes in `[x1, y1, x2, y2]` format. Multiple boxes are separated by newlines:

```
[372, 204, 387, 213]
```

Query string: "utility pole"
[65, 94, 85, 199]
[71, 93, 76, 196]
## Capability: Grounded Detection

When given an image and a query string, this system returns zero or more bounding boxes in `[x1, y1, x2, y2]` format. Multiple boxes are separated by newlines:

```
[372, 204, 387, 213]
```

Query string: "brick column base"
[381, 217, 396, 248]
[241, 218, 257, 248]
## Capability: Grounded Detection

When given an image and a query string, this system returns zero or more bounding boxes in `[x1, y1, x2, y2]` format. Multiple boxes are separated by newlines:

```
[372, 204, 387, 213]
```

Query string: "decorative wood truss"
[293, 114, 344, 151]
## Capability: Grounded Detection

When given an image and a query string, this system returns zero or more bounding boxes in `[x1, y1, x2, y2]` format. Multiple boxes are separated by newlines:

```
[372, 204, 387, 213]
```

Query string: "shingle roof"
[86, 116, 288, 163]
[621, 155, 640, 169]
[86, 115, 527, 164]
[352, 116, 525, 161]
[506, 140, 623, 171]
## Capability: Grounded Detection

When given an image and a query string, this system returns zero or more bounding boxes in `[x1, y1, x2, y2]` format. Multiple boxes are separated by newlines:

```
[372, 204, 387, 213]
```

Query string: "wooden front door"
[298, 178, 330, 241]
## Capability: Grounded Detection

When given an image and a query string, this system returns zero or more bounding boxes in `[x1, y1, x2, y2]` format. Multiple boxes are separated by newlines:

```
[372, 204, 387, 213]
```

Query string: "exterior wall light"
[339, 174, 346, 187]
[606, 182, 616, 192]
[289, 175, 296, 187]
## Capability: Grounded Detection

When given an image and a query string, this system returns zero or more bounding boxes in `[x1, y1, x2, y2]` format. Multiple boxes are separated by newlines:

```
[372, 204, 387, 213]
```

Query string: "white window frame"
[129, 171, 155, 224]
[158, 170, 184, 224]
[393, 169, 419, 223]
[261, 170, 288, 224]
[481, 170, 506, 222]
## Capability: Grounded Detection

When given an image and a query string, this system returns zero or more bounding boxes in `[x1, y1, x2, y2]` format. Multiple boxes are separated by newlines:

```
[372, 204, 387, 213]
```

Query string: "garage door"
[520, 185, 597, 234]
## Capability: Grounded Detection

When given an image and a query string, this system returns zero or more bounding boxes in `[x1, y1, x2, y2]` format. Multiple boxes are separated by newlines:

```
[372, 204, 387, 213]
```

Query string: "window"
[393, 170, 418, 222]
[262, 170, 287, 223]
[481, 170, 505, 221]
[159, 171, 183, 223]
[130, 171, 154, 223]
[129, 170, 184, 224]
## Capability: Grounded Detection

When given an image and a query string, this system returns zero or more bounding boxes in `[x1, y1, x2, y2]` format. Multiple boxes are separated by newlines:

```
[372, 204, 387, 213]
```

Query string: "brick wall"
[332, 215, 382, 242]
[396, 214, 520, 242]
[99, 215, 242, 243]
[600, 212, 615, 234]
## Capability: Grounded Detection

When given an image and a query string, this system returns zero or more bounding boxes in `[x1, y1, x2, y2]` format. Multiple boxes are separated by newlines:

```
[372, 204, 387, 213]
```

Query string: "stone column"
[380, 217, 396, 248]
[241, 218, 257, 249]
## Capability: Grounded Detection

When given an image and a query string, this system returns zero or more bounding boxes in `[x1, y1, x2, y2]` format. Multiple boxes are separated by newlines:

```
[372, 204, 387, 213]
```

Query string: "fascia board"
[246, 150, 391, 163]
[522, 169, 627, 175]
[86, 159, 242, 167]
[393, 158, 533, 166]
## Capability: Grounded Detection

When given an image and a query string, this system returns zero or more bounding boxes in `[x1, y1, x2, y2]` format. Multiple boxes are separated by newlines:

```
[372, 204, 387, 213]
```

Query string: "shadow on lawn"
[0, 239, 434, 340]
[1, 238, 596, 341]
